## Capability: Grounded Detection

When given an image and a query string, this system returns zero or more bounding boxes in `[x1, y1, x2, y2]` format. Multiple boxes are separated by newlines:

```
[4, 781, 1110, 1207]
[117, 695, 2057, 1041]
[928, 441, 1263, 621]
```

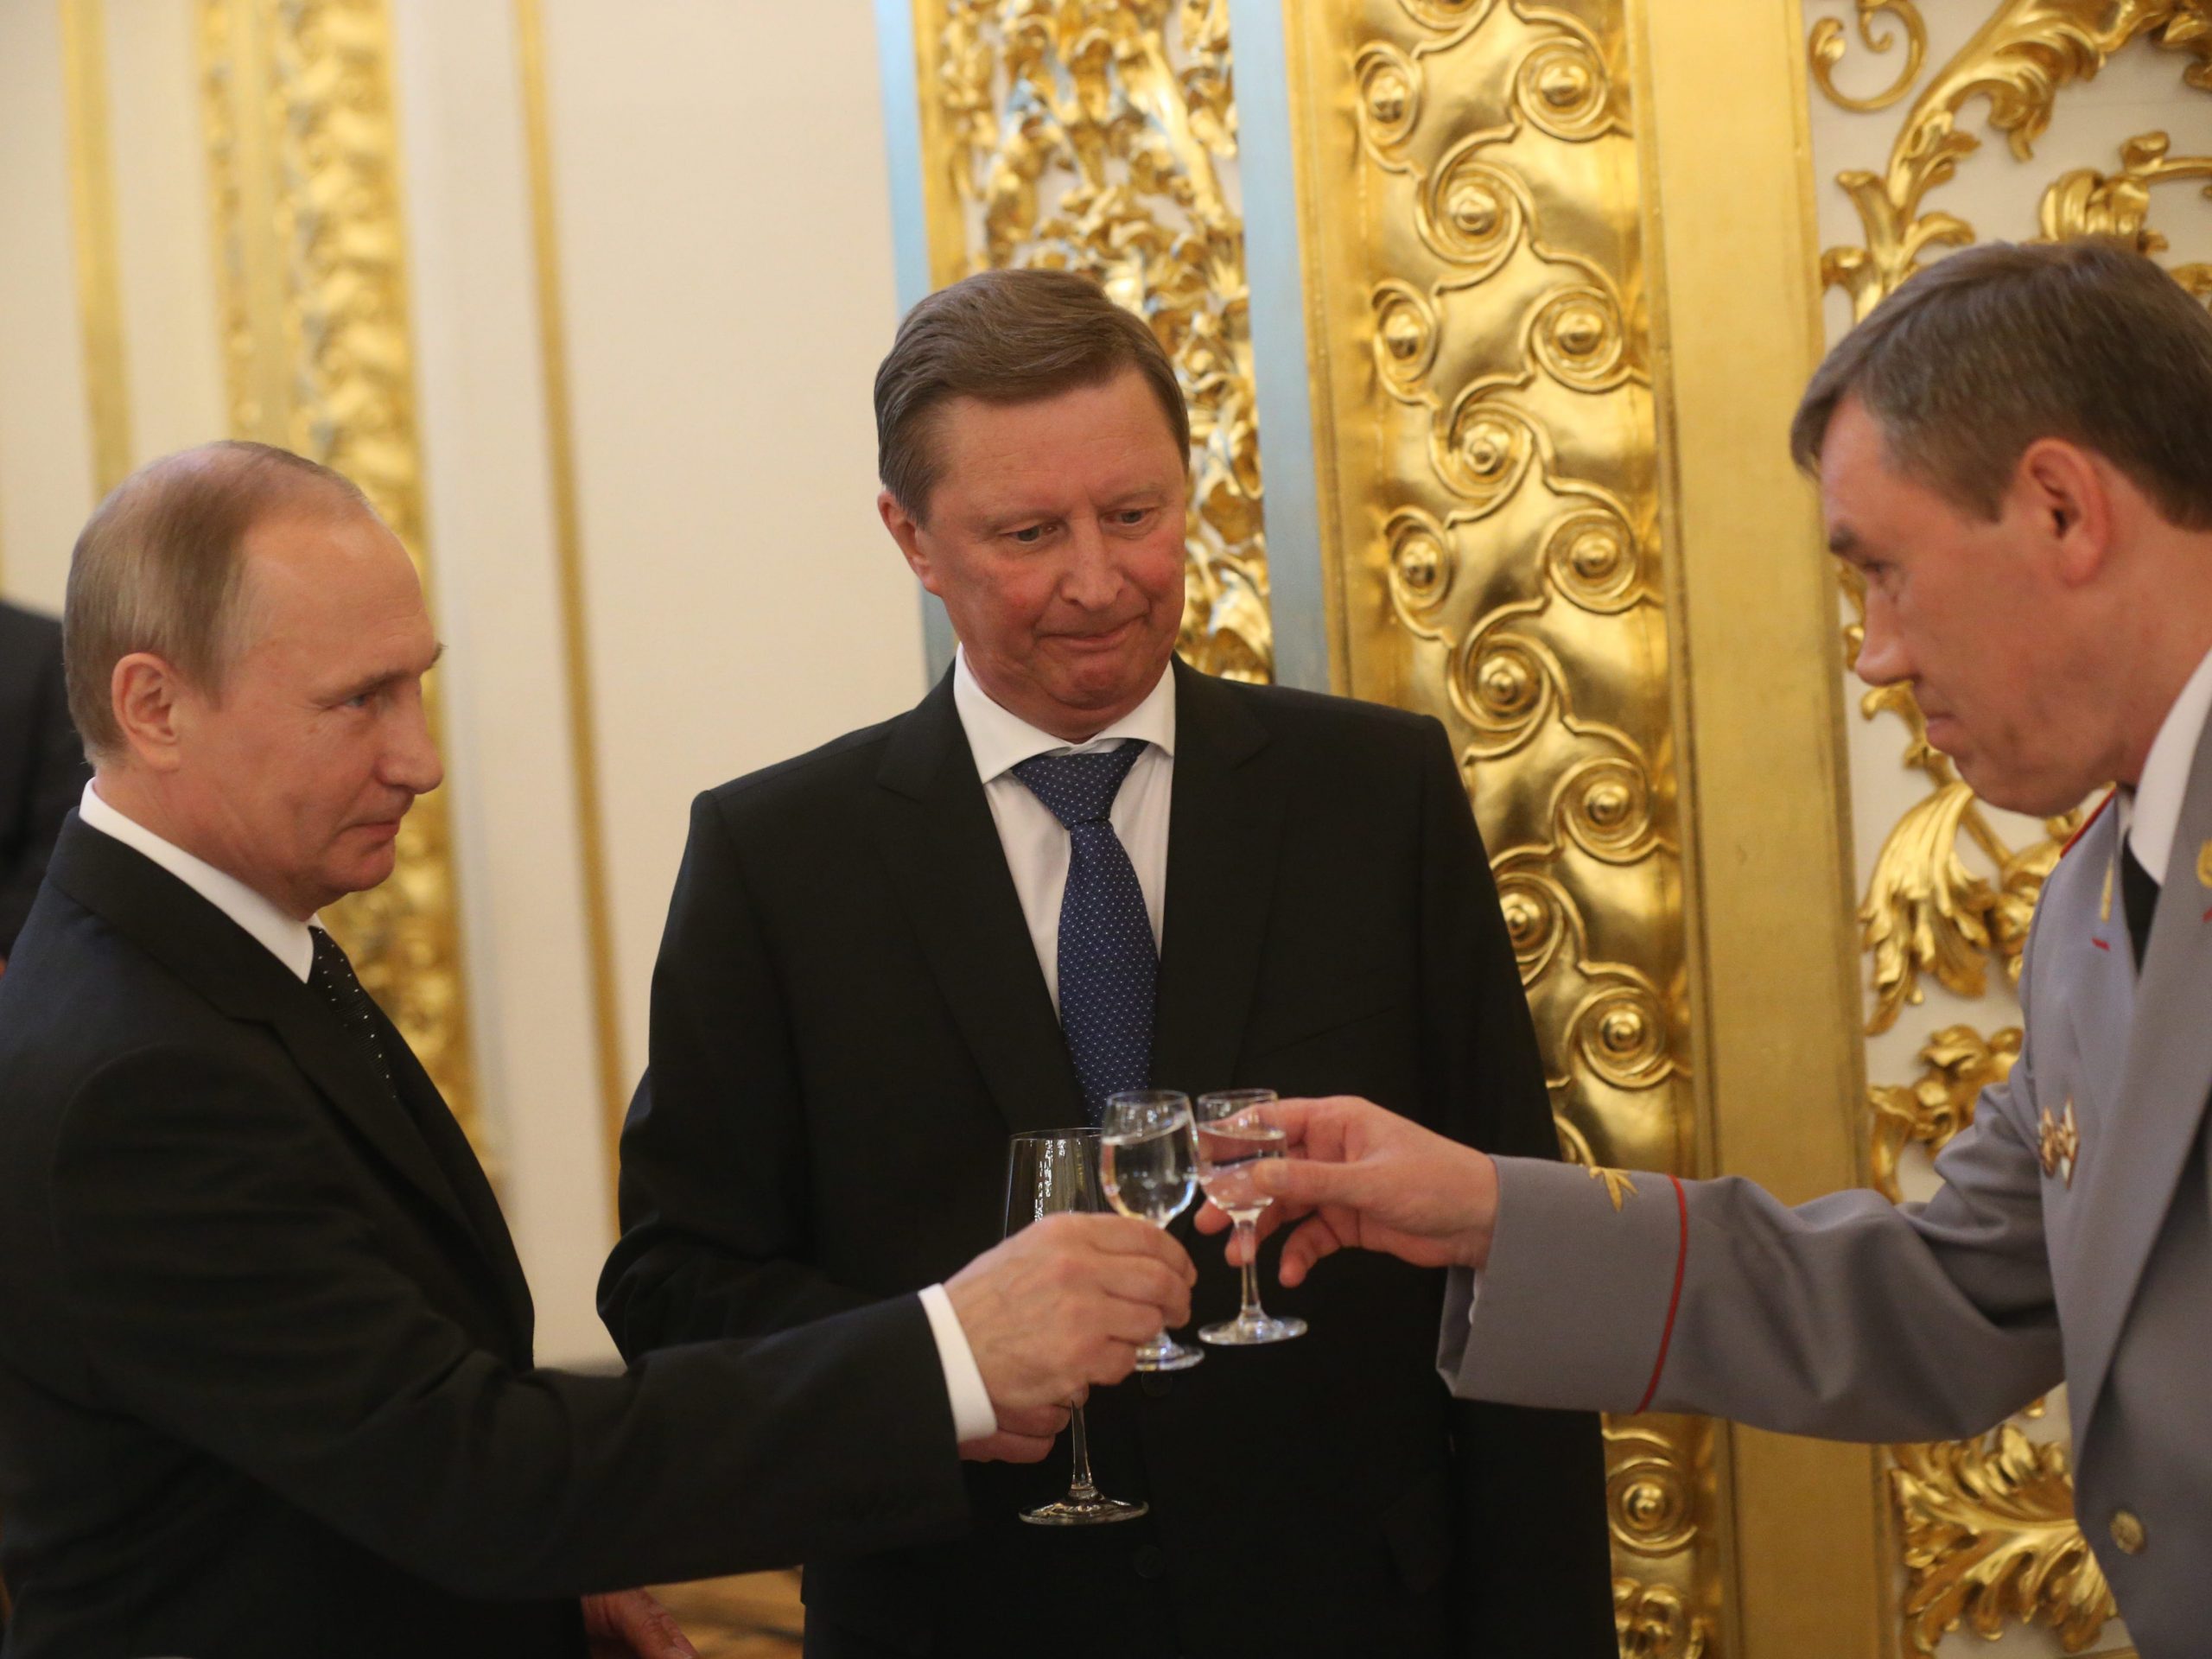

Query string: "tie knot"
[310, 925, 355, 989]
[1012, 741, 1146, 830]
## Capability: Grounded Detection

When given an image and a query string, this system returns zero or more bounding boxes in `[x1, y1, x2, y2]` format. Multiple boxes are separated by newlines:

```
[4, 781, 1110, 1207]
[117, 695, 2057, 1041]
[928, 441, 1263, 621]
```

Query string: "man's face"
[1822, 395, 2107, 816]
[171, 508, 443, 918]
[883, 367, 1187, 741]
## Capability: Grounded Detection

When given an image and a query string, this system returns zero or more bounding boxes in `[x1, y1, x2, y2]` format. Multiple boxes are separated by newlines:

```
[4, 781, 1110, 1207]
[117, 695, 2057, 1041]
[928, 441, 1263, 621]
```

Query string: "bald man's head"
[65, 442, 375, 763]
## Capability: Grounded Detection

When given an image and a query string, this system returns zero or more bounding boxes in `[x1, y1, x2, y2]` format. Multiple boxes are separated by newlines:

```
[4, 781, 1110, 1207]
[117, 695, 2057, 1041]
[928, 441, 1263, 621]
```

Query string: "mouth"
[1049, 617, 1141, 652]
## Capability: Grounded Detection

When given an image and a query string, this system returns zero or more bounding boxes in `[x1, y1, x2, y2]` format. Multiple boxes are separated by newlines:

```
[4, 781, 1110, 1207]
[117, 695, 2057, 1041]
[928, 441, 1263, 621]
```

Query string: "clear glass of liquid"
[1003, 1128, 1147, 1525]
[1099, 1089, 1205, 1372]
[1193, 1090, 1306, 1346]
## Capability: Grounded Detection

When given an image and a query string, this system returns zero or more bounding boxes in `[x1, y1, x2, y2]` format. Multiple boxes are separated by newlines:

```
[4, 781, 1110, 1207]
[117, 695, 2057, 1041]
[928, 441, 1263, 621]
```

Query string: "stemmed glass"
[1193, 1090, 1307, 1346]
[1098, 1090, 1205, 1372]
[1002, 1129, 1147, 1526]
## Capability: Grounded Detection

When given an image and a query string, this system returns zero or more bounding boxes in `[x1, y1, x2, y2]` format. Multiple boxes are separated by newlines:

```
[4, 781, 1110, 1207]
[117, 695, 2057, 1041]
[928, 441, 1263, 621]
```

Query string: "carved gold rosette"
[199, 0, 480, 1155]
[1812, 2, 2210, 1650]
[912, 0, 1271, 681]
[1281, 2, 1713, 1645]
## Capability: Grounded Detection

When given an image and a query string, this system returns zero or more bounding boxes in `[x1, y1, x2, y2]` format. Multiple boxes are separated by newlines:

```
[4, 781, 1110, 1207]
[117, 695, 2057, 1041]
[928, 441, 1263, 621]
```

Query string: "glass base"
[1199, 1311, 1307, 1346]
[1133, 1335, 1205, 1371]
[1020, 1493, 1148, 1526]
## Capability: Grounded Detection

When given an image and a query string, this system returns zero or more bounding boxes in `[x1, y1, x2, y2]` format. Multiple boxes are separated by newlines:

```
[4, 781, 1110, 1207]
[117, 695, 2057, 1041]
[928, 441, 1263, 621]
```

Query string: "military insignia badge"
[1586, 1165, 1637, 1211]
[2037, 1097, 2080, 1188]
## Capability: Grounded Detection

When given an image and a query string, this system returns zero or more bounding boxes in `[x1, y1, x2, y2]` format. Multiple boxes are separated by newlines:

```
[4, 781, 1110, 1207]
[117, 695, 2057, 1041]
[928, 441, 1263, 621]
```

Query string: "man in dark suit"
[0, 600, 90, 971]
[0, 441, 1195, 1659]
[601, 269, 1616, 1656]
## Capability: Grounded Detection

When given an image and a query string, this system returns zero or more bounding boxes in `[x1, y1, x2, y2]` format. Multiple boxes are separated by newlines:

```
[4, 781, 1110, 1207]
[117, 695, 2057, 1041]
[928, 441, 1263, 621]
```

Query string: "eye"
[1007, 523, 1050, 546]
[1113, 508, 1153, 528]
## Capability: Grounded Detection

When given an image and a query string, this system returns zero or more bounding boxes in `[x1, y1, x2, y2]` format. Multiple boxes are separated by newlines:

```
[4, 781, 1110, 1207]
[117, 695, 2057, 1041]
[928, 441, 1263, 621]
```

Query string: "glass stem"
[1236, 1217, 1262, 1319]
[1065, 1402, 1099, 1502]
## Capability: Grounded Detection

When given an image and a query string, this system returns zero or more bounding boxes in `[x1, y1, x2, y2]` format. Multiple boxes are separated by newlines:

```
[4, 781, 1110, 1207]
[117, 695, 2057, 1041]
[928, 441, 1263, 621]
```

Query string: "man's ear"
[879, 488, 942, 597]
[111, 652, 189, 773]
[2012, 437, 2113, 588]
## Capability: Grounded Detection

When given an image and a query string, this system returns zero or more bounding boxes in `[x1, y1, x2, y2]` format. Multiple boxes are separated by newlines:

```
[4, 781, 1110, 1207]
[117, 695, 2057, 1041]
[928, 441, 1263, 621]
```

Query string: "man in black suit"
[601, 270, 1616, 1656]
[0, 442, 1196, 1659]
[0, 600, 90, 971]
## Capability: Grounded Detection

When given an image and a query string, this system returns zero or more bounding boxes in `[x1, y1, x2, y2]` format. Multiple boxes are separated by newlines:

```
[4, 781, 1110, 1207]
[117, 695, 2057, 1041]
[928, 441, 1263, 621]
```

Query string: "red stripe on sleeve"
[1633, 1174, 1689, 1414]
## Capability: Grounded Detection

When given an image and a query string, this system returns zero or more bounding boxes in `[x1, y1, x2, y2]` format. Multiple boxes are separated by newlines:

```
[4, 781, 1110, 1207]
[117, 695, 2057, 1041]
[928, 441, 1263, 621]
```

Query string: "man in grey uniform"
[1200, 239, 2212, 1659]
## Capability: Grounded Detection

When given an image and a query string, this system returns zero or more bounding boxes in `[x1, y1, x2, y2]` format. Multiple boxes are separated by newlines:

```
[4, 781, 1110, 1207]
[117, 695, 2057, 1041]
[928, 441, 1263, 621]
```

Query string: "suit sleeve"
[599, 791, 876, 1358]
[48, 1044, 969, 1599]
[0, 627, 87, 955]
[1409, 718, 1618, 1656]
[1441, 912, 2064, 1443]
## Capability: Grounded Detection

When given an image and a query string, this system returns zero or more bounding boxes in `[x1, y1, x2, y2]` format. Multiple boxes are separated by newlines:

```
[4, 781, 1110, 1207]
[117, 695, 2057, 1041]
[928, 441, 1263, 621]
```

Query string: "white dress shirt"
[2118, 644, 2212, 886]
[75, 780, 999, 1441]
[952, 648, 1175, 1010]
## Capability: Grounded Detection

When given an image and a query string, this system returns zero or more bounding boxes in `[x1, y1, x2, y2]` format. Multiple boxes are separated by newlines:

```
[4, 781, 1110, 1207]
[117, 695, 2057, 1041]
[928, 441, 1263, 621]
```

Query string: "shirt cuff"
[1466, 1268, 1483, 1325]
[919, 1281, 997, 1443]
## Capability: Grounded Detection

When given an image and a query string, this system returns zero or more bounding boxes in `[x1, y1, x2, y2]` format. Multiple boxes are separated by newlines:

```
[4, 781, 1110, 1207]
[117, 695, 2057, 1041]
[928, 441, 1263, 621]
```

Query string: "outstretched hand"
[1193, 1096, 1498, 1287]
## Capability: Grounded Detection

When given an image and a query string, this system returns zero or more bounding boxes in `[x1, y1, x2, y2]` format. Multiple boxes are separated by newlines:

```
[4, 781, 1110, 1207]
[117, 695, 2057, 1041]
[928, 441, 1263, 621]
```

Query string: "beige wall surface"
[0, 0, 927, 1367]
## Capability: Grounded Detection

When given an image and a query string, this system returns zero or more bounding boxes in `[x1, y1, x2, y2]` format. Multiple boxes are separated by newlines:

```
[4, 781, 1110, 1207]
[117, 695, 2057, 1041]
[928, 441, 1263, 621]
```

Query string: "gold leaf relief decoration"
[1812, 1, 1929, 114]
[1290, 0, 1711, 1640]
[1808, 6, 2209, 1650]
[931, 0, 1270, 681]
[199, 0, 480, 1154]
[1892, 1427, 2120, 1653]
[1868, 1023, 2021, 1202]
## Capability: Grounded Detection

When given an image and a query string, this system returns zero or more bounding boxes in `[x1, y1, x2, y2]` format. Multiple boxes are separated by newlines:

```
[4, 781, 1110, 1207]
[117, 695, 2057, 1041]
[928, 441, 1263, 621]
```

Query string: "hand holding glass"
[1194, 1090, 1306, 1345]
[1001, 1129, 1146, 1526]
[1099, 1090, 1205, 1372]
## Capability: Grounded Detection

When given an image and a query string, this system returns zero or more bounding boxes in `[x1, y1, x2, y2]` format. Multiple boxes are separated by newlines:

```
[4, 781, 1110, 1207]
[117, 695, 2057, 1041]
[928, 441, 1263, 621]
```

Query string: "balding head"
[65, 441, 374, 763]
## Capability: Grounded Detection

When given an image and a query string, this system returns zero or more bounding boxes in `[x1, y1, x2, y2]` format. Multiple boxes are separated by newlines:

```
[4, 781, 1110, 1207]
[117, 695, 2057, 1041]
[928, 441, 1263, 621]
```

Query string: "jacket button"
[1134, 1544, 1168, 1580]
[2109, 1510, 2146, 1555]
[1139, 1372, 1173, 1398]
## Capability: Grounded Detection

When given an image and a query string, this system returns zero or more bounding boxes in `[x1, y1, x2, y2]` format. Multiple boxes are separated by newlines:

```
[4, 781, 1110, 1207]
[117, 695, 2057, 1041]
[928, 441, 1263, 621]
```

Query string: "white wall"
[0, 0, 927, 1367]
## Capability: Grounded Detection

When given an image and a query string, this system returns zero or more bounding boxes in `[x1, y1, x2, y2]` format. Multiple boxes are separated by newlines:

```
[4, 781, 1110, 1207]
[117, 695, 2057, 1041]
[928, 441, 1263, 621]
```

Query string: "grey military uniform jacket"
[1444, 737, 2212, 1659]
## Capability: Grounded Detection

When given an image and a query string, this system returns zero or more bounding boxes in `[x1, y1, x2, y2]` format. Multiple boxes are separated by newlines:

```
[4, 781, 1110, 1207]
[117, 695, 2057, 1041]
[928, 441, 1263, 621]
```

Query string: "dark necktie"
[1012, 741, 1156, 1124]
[310, 925, 398, 1100]
[2121, 836, 2160, 974]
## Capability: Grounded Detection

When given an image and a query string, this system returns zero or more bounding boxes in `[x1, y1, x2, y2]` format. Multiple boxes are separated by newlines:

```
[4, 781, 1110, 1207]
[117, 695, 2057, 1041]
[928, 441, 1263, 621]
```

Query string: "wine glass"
[1193, 1090, 1307, 1346]
[1002, 1128, 1147, 1526]
[1098, 1090, 1205, 1372]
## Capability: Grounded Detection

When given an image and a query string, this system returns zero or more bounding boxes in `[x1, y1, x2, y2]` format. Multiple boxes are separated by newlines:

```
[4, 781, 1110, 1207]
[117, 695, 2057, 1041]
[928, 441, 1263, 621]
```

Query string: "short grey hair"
[1791, 238, 2212, 528]
[65, 441, 373, 762]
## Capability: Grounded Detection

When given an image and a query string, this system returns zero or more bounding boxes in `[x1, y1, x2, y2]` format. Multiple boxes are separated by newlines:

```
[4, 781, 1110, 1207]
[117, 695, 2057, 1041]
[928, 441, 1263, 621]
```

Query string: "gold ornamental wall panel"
[907, 0, 1274, 681]
[198, 0, 481, 1156]
[1277, 5, 1717, 1652]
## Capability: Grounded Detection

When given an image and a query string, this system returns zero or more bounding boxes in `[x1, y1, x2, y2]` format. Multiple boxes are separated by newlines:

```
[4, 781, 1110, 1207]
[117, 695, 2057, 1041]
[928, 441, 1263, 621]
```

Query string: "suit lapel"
[1149, 662, 1286, 1096]
[872, 672, 1085, 1134]
[48, 818, 513, 1302]
[2069, 721, 2212, 1427]
[2064, 818, 2133, 1127]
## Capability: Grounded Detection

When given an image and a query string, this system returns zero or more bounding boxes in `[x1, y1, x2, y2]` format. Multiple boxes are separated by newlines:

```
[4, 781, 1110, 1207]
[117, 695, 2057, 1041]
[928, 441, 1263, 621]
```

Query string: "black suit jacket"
[601, 663, 1615, 1659]
[0, 604, 89, 958]
[0, 817, 969, 1659]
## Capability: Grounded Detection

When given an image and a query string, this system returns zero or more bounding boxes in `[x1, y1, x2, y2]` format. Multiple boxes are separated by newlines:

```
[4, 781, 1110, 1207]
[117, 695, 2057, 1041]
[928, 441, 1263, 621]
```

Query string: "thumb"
[1254, 1156, 1365, 1211]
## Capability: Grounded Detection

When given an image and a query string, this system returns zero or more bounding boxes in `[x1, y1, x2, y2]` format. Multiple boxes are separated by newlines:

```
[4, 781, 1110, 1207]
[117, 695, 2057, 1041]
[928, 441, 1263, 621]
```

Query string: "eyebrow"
[327, 642, 446, 703]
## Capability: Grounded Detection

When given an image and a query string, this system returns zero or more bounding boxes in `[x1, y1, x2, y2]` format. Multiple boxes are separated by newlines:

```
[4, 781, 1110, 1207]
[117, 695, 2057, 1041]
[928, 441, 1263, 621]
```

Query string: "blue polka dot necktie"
[1012, 741, 1156, 1125]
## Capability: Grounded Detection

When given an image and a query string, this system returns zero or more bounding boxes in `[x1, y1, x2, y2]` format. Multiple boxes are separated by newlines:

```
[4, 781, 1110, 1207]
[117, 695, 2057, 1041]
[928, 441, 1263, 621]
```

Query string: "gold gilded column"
[907, 0, 1273, 681]
[198, 0, 481, 1154]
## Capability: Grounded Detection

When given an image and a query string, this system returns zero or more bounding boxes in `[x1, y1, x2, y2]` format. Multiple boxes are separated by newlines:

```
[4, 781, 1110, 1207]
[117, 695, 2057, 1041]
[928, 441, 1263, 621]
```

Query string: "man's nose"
[383, 700, 445, 795]
[1853, 605, 1908, 688]
[1059, 521, 1123, 611]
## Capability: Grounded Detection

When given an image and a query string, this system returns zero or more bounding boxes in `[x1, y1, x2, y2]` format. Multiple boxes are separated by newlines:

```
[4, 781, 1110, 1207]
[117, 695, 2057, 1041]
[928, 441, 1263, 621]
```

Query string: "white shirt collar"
[78, 780, 319, 982]
[2119, 644, 2212, 887]
[951, 645, 1177, 782]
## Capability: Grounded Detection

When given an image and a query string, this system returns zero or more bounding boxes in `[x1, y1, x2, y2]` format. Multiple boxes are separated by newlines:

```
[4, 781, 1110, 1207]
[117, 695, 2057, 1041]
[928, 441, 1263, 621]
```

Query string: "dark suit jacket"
[0, 604, 89, 958]
[0, 817, 969, 1659]
[601, 663, 1616, 1658]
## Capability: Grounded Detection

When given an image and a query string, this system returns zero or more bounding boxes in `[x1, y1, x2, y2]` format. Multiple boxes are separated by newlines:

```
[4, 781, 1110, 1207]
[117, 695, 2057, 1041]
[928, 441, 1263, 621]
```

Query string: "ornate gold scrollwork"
[1867, 1024, 2021, 1201]
[1614, 1576, 1710, 1659]
[1891, 1427, 2120, 1653]
[929, 0, 1270, 681]
[1810, 1, 1929, 114]
[2041, 130, 2212, 296]
[198, 0, 480, 1152]
[1815, 0, 2212, 319]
